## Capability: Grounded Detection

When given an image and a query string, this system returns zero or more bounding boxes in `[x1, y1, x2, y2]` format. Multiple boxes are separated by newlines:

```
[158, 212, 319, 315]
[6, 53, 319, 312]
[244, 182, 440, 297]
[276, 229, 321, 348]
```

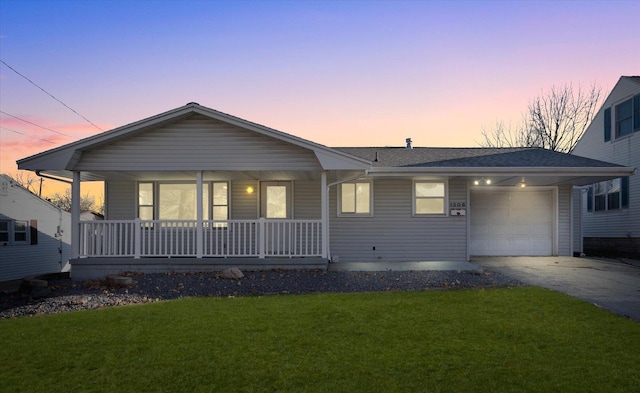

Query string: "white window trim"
[412, 180, 449, 216]
[338, 180, 373, 217]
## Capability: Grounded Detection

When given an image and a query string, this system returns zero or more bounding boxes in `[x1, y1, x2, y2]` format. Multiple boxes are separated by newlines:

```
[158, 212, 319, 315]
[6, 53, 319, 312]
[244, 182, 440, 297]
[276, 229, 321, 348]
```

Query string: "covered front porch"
[72, 217, 326, 278]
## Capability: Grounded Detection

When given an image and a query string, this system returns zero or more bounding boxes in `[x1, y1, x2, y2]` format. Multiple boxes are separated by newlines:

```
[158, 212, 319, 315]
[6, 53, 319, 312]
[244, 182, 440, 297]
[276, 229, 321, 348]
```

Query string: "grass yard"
[1, 287, 639, 393]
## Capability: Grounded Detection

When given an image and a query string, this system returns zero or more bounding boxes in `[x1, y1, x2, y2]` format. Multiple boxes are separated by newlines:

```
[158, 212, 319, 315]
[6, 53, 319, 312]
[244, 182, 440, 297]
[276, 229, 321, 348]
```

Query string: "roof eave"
[367, 166, 636, 177]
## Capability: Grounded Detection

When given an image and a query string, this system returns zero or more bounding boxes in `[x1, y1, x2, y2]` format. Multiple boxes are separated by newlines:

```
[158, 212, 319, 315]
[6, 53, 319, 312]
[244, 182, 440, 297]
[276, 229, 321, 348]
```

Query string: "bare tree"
[48, 188, 97, 213]
[11, 171, 42, 194]
[480, 83, 602, 153]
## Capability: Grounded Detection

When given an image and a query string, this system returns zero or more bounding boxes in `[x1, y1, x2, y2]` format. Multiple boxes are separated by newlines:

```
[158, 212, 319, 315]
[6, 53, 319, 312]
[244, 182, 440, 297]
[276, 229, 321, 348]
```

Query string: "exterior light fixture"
[247, 186, 254, 194]
[518, 182, 526, 188]
[473, 178, 492, 186]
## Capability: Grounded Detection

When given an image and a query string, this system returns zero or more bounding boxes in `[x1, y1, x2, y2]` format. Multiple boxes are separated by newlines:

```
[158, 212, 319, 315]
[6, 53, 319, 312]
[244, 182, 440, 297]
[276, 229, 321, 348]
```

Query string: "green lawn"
[1, 287, 639, 393]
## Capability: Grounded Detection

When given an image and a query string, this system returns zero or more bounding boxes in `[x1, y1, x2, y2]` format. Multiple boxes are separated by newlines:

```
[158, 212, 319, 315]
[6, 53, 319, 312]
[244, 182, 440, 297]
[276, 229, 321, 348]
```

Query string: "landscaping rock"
[219, 267, 244, 279]
[30, 287, 52, 299]
[106, 275, 134, 287]
[28, 279, 49, 288]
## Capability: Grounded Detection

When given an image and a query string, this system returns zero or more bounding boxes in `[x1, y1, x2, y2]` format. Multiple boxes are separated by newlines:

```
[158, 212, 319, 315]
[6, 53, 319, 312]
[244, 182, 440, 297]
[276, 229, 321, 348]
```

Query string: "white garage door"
[470, 189, 554, 256]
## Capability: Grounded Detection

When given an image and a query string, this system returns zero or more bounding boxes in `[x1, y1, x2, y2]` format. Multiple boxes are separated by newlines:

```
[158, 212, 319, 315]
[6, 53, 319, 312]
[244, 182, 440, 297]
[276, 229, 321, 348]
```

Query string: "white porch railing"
[78, 219, 323, 258]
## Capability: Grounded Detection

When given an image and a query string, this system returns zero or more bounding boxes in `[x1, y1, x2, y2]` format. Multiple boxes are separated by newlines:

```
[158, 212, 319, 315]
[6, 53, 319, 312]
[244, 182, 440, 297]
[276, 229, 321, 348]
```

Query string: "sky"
[1, 0, 639, 198]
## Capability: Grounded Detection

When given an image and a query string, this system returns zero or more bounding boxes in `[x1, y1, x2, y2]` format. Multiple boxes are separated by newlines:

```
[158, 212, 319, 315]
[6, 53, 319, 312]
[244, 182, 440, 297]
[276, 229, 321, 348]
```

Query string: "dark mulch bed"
[0, 269, 523, 318]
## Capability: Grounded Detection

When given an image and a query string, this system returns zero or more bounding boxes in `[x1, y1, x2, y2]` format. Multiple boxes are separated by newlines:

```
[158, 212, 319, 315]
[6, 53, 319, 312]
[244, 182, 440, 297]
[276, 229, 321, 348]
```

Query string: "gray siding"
[293, 180, 321, 219]
[557, 185, 572, 256]
[76, 115, 322, 172]
[329, 178, 467, 263]
[572, 187, 583, 254]
[573, 78, 640, 239]
[231, 180, 259, 220]
[105, 181, 136, 220]
[0, 179, 71, 281]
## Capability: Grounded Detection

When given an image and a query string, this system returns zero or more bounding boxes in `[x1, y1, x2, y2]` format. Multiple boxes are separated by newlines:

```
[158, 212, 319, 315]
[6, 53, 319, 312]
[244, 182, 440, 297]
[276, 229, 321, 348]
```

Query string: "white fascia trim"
[367, 166, 636, 177]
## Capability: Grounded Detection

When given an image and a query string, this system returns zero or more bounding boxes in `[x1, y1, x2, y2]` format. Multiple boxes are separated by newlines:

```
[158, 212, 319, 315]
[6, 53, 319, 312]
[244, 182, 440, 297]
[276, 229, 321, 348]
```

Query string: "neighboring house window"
[588, 177, 629, 212]
[138, 181, 228, 221]
[339, 182, 372, 216]
[414, 181, 447, 215]
[615, 99, 633, 138]
[0, 220, 32, 245]
[14, 220, 28, 242]
[608, 94, 640, 140]
[0, 221, 8, 242]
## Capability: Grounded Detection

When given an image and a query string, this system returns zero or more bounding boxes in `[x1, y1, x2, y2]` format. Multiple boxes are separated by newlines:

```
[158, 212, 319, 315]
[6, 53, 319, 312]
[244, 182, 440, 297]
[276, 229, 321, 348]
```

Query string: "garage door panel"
[471, 189, 554, 256]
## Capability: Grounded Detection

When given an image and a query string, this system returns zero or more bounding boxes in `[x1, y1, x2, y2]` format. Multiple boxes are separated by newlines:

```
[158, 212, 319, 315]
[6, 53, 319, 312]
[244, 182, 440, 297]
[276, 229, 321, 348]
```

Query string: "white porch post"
[258, 218, 266, 259]
[71, 171, 81, 259]
[196, 171, 203, 258]
[321, 171, 329, 259]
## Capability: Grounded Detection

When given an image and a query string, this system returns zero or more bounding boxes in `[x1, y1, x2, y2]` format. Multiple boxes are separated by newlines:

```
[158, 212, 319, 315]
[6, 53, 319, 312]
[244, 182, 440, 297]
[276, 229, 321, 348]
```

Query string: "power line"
[0, 110, 73, 137]
[0, 126, 57, 144]
[0, 58, 104, 132]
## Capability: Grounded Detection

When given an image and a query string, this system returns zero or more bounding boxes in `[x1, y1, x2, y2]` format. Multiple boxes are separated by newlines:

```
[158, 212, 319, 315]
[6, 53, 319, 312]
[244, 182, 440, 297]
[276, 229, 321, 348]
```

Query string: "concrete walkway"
[328, 260, 481, 272]
[472, 256, 640, 322]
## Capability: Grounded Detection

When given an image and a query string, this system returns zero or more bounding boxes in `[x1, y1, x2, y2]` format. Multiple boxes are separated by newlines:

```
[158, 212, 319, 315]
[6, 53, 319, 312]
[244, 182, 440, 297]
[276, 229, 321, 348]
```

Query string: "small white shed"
[0, 174, 71, 282]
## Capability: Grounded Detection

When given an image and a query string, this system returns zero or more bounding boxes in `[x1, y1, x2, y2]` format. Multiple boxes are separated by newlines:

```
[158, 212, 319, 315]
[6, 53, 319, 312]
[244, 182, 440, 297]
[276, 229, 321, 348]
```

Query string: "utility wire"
[0, 126, 57, 144]
[0, 110, 73, 137]
[0, 58, 104, 132]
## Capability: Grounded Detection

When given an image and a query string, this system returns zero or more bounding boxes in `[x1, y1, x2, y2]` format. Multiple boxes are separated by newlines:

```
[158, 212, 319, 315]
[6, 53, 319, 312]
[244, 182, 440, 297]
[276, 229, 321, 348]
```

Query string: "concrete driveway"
[472, 256, 640, 322]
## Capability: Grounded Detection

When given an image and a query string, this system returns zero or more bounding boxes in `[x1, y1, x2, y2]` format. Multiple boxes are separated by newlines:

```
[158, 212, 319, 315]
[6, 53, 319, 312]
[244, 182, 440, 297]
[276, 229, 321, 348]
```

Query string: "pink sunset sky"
[1, 0, 638, 197]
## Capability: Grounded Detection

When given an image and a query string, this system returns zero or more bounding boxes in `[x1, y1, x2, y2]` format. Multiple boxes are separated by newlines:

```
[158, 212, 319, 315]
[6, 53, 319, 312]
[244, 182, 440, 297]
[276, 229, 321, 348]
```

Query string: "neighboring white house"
[80, 210, 104, 221]
[16, 103, 634, 279]
[572, 76, 640, 259]
[0, 174, 72, 282]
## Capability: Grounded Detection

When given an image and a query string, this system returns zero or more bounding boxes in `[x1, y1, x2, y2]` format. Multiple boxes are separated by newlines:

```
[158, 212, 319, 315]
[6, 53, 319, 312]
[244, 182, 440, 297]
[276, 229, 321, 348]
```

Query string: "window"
[339, 182, 371, 216]
[0, 220, 32, 245]
[608, 94, 640, 140]
[588, 177, 629, 212]
[14, 221, 28, 242]
[0, 221, 8, 242]
[615, 99, 633, 138]
[212, 182, 228, 221]
[138, 182, 154, 220]
[137, 181, 228, 221]
[414, 181, 446, 215]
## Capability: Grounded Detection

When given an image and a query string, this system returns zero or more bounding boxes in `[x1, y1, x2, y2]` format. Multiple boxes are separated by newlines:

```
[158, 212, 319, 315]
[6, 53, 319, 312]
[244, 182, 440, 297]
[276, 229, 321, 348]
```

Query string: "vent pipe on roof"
[405, 138, 412, 149]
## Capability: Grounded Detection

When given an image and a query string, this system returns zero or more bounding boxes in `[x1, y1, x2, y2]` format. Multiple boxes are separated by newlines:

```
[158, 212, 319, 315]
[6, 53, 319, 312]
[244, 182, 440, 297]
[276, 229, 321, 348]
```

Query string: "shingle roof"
[625, 76, 640, 84]
[334, 147, 626, 168]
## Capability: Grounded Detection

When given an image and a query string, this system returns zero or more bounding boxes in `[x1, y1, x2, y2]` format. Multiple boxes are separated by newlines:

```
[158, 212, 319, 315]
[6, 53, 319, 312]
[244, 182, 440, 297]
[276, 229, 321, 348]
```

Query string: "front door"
[260, 181, 292, 219]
